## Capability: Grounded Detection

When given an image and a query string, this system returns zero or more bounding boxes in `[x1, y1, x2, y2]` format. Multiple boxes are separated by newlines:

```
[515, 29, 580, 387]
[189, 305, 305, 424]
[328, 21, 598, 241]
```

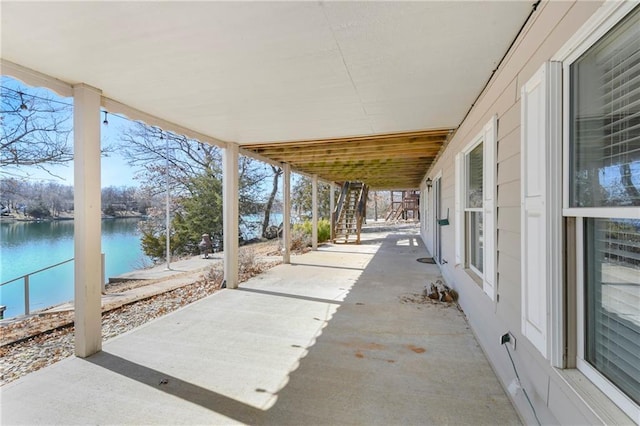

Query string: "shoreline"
[0, 238, 284, 321]
[0, 214, 146, 223]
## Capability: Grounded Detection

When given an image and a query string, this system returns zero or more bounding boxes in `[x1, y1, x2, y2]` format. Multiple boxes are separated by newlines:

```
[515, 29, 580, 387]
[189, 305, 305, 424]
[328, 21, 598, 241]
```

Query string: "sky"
[2, 76, 139, 188]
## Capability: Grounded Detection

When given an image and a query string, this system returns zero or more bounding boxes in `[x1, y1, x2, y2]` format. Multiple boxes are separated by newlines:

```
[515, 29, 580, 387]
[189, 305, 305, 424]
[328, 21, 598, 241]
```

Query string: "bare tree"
[0, 85, 73, 175]
[261, 165, 283, 237]
[119, 122, 222, 196]
[118, 122, 283, 251]
[119, 122, 275, 209]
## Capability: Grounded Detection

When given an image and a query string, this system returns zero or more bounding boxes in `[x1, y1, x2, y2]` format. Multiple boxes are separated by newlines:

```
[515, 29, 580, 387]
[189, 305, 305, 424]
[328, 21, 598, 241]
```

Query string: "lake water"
[0, 218, 150, 319]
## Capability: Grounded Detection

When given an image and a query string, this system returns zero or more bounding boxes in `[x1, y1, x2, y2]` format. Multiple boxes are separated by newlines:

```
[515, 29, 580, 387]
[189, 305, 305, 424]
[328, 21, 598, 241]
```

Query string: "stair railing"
[0, 254, 106, 318]
[332, 182, 350, 241]
[354, 184, 368, 243]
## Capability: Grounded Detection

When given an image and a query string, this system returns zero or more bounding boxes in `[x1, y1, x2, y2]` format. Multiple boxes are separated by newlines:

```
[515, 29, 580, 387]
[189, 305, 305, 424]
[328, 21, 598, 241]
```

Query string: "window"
[563, 4, 640, 419]
[455, 117, 496, 299]
[466, 142, 484, 275]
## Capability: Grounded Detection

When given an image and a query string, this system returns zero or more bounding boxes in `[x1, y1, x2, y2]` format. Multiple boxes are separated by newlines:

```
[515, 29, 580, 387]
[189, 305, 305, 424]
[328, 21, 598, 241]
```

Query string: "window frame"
[466, 210, 483, 277]
[554, 1, 640, 420]
[455, 116, 496, 300]
[574, 219, 639, 420]
[464, 138, 484, 278]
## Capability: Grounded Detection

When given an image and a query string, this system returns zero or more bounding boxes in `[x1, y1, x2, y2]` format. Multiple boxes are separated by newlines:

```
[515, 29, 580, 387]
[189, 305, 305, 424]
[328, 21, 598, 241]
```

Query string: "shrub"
[292, 218, 331, 244]
[239, 248, 263, 276]
[317, 219, 331, 242]
[290, 227, 311, 252]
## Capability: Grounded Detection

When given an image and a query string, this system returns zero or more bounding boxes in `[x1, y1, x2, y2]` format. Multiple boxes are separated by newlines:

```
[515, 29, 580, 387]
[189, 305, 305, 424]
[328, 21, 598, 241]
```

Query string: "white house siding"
[423, 1, 636, 424]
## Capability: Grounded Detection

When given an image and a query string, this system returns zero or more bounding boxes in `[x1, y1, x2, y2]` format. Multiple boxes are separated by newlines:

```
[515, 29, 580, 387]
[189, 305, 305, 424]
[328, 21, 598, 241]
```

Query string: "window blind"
[570, 6, 640, 208]
[585, 218, 640, 405]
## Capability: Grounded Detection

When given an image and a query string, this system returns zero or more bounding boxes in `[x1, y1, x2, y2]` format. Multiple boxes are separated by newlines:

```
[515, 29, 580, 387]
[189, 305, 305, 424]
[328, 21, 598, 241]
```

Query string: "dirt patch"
[400, 293, 440, 305]
[0, 312, 74, 347]
[399, 293, 458, 308]
[405, 344, 426, 354]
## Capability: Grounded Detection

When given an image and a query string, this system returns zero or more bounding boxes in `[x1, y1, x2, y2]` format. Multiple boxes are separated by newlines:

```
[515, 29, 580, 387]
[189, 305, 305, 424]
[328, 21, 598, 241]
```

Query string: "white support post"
[312, 175, 318, 250]
[73, 84, 102, 358]
[101, 253, 106, 293]
[223, 143, 239, 289]
[282, 163, 291, 264]
[329, 183, 335, 240]
[165, 133, 171, 270]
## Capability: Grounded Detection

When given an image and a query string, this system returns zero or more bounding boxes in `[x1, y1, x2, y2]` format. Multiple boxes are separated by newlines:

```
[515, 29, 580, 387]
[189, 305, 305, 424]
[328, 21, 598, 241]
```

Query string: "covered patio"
[0, 1, 543, 423]
[1, 225, 520, 425]
[0, 0, 536, 358]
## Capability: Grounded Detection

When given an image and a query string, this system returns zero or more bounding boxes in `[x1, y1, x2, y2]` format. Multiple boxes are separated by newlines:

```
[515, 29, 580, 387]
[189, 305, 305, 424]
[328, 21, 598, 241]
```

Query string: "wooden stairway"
[332, 181, 368, 244]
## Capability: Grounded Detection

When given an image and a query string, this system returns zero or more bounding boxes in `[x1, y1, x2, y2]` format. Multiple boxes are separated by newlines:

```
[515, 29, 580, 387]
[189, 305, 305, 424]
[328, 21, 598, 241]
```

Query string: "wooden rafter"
[242, 128, 453, 189]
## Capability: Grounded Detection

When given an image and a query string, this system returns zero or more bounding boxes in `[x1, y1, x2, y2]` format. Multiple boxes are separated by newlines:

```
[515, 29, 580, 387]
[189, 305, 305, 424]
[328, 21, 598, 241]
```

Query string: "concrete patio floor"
[0, 224, 521, 425]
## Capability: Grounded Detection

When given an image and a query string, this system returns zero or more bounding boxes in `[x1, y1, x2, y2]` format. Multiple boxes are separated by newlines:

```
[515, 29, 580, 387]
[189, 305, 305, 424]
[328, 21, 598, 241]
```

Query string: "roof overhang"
[1, 1, 535, 188]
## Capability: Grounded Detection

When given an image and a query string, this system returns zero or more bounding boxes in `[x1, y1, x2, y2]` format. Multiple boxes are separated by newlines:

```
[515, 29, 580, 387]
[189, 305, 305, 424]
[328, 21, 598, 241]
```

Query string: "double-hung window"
[466, 142, 484, 276]
[455, 117, 496, 300]
[563, 3, 640, 419]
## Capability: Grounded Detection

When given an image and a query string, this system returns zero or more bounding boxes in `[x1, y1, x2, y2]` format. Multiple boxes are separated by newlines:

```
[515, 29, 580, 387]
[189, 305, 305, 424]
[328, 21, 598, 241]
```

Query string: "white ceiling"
[1, 1, 534, 144]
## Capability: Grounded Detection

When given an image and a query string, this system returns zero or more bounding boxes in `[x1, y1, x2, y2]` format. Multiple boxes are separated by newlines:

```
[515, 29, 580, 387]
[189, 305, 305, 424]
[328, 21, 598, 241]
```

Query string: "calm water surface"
[0, 218, 150, 319]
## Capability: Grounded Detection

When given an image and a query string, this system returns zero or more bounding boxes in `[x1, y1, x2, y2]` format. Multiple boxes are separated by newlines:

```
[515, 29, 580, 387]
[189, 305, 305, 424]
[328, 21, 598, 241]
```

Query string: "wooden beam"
[299, 161, 433, 172]
[262, 148, 441, 163]
[303, 166, 428, 175]
[248, 138, 444, 154]
[242, 128, 452, 149]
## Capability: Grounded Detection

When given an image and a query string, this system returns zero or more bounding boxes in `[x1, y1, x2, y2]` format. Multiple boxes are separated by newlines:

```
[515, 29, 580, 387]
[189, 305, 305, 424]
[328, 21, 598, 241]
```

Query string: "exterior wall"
[421, 1, 635, 424]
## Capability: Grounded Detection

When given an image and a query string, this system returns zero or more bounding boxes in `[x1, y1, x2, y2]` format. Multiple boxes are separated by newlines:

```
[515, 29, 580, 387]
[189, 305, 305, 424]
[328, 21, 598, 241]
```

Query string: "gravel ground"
[0, 241, 282, 387]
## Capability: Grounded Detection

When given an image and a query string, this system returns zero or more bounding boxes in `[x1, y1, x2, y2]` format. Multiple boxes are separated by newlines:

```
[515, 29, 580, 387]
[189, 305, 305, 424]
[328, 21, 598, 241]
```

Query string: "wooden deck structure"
[386, 190, 420, 221]
[242, 129, 451, 190]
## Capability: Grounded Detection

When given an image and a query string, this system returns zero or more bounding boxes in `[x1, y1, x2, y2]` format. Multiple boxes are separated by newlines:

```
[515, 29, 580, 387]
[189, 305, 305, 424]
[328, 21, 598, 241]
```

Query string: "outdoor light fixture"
[426, 178, 433, 189]
[18, 92, 27, 111]
[102, 111, 109, 126]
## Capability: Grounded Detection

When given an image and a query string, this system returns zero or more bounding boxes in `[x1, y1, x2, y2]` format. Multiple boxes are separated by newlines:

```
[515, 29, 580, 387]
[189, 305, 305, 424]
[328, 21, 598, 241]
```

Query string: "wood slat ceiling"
[242, 129, 453, 190]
